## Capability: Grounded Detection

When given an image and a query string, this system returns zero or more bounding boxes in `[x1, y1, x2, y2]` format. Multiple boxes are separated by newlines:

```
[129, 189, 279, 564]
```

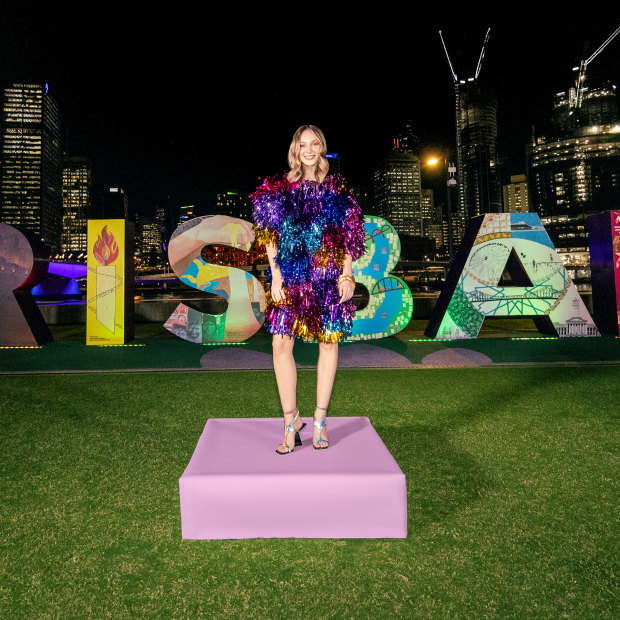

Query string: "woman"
[250, 125, 366, 454]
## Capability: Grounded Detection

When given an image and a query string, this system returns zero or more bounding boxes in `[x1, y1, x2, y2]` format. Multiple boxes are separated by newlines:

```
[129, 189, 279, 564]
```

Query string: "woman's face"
[299, 129, 321, 169]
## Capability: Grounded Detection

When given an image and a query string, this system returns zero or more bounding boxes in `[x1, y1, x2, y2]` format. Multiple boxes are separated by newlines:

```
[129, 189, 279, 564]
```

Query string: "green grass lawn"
[1, 367, 618, 618]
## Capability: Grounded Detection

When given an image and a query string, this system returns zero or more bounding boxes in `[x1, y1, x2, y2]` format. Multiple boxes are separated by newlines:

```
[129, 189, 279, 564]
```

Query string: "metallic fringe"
[313, 245, 345, 269]
[254, 226, 279, 246]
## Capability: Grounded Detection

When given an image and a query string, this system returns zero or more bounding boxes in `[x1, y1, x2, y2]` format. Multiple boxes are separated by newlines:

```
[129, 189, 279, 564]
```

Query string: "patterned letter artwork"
[350, 216, 413, 340]
[164, 216, 266, 343]
[0, 223, 52, 346]
[426, 213, 599, 339]
[163, 214, 413, 344]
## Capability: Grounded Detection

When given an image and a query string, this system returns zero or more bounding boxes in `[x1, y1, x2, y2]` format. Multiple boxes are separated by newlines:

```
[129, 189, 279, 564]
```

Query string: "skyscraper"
[178, 204, 195, 226]
[141, 217, 164, 267]
[216, 191, 251, 220]
[455, 81, 501, 218]
[62, 156, 92, 252]
[103, 187, 128, 219]
[502, 174, 530, 214]
[420, 188, 435, 234]
[373, 148, 422, 237]
[440, 29, 501, 221]
[527, 84, 620, 251]
[1, 83, 62, 250]
[326, 153, 341, 176]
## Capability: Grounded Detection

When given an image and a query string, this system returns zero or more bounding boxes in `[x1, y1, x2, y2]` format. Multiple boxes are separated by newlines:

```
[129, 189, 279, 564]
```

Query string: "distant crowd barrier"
[1, 212, 618, 347]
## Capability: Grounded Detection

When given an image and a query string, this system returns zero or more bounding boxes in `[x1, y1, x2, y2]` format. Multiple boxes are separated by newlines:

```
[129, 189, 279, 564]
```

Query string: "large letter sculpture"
[86, 220, 135, 345]
[587, 210, 620, 335]
[425, 213, 599, 339]
[0, 223, 52, 346]
[349, 216, 413, 340]
[164, 215, 266, 343]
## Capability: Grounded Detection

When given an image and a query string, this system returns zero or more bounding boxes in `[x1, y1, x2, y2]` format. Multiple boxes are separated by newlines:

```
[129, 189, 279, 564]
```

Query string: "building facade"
[178, 204, 195, 226]
[420, 188, 435, 234]
[61, 156, 92, 252]
[141, 217, 164, 267]
[373, 149, 422, 237]
[326, 153, 341, 176]
[215, 191, 251, 221]
[502, 174, 530, 213]
[1, 82, 62, 250]
[527, 84, 620, 252]
[103, 187, 128, 219]
[455, 81, 502, 220]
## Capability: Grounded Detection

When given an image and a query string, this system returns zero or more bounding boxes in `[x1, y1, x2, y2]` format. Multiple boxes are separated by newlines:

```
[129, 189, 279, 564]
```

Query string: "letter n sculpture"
[86, 220, 135, 345]
[425, 213, 599, 339]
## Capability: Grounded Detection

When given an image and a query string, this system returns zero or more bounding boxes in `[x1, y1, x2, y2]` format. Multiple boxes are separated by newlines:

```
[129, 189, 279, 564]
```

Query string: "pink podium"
[179, 417, 407, 539]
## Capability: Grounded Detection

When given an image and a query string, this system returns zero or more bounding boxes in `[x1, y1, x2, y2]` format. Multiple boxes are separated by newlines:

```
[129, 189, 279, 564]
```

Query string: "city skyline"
[1, 5, 619, 217]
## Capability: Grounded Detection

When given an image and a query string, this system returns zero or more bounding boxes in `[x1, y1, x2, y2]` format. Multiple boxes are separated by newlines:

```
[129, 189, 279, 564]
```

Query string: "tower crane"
[439, 27, 492, 84]
[572, 26, 620, 110]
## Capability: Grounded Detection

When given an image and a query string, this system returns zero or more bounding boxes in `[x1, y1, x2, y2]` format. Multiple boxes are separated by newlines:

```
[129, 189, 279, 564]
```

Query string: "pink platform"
[179, 417, 407, 539]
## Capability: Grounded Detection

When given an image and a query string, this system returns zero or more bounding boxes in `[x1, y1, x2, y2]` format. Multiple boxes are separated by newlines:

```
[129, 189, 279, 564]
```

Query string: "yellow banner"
[86, 219, 128, 345]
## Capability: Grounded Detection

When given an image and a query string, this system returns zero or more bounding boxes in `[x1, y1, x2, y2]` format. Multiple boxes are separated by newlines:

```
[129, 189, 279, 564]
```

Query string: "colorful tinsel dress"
[251, 173, 366, 342]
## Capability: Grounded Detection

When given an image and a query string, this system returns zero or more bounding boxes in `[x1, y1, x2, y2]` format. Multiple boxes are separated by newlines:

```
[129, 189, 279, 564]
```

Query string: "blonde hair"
[286, 124, 329, 183]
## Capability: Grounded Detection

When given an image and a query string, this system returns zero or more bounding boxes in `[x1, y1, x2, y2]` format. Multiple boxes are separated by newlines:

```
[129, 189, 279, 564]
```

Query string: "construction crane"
[439, 27, 491, 84]
[572, 26, 620, 110]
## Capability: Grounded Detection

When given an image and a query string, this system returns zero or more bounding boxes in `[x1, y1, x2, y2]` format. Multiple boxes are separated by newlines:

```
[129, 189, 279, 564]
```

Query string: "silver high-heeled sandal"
[276, 408, 305, 455]
[313, 406, 329, 450]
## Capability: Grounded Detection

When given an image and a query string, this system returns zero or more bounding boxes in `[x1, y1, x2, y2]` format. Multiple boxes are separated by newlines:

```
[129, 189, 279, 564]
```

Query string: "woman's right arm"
[266, 242, 284, 303]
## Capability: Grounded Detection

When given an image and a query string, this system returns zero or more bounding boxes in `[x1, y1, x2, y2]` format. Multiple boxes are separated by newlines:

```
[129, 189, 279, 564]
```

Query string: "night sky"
[1, 2, 619, 217]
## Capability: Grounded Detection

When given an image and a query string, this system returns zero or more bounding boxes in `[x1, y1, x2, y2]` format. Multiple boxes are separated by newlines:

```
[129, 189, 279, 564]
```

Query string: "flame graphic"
[93, 226, 119, 265]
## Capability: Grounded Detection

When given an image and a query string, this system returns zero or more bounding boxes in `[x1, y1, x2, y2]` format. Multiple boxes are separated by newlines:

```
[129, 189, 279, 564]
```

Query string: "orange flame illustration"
[93, 226, 119, 265]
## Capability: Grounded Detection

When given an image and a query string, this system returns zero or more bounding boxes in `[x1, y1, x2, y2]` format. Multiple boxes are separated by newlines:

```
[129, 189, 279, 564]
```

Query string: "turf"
[1, 367, 618, 618]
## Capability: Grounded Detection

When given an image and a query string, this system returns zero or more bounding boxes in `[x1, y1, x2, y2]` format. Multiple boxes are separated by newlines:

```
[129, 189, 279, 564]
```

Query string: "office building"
[502, 174, 530, 213]
[420, 188, 435, 233]
[373, 148, 422, 237]
[1, 82, 62, 250]
[141, 217, 164, 267]
[527, 84, 620, 251]
[456, 81, 502, 219]
[103, 187, 128, 219]
[155, 205, 171, 251]
[350, 185, 369, 215]
[215, 191, 251, 220]
[440, 29, 500, 228]
[326, 153, 341, 176]
[61, 156, 92, 252]
[395, 121, 421, 156]
[178, 204, 195, 226]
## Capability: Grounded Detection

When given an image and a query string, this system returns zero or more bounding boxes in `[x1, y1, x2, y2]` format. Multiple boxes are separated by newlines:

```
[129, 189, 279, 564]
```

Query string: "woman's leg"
[314, 341, 338, 447]
[272, 335, 302, 452]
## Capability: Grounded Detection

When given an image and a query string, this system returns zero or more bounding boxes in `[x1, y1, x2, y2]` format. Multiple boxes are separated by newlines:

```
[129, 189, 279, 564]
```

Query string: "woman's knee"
[272, 336, 294, 356]
[318, 342, 338, 355]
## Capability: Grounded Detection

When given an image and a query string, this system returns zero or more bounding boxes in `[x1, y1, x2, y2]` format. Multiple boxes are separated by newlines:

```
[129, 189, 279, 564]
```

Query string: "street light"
[425, 156, 457, 264]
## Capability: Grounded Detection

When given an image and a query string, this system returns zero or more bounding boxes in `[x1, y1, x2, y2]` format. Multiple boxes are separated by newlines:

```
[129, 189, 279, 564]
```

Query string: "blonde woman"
[251, 125, 366, 454]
